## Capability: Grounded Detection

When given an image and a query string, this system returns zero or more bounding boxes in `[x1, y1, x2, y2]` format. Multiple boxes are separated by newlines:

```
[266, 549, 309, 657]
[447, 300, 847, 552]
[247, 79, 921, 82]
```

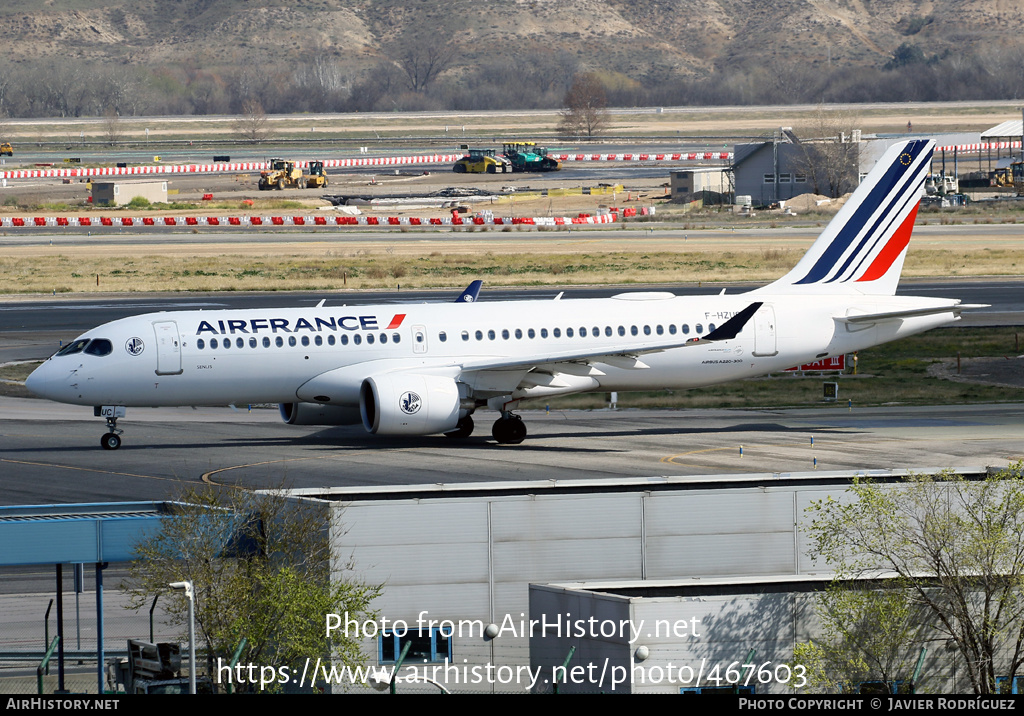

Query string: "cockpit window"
[84, 339, 113, 357]
[55, 339, 90, 357]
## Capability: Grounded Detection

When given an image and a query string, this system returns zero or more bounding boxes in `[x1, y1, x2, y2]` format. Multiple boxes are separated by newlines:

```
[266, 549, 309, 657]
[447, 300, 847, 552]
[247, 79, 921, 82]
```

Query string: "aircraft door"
[752, 305, 778, 357]
[153, 320, 183, 375]
[412, 325, 428, 354]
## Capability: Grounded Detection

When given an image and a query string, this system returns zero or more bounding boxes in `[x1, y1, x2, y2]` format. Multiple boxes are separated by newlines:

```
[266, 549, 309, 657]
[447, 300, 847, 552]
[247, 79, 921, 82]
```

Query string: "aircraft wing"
[459, 301, 762, 373]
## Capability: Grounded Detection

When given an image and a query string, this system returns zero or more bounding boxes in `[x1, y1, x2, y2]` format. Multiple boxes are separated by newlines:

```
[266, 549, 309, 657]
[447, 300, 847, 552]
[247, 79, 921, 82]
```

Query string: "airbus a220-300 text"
[26, 140, 982, 449]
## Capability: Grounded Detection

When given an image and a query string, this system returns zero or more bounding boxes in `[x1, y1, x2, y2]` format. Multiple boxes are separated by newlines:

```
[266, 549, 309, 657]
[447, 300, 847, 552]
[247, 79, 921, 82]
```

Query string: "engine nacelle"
[279, 402, 362, 426]
[360, 374, 461, 435]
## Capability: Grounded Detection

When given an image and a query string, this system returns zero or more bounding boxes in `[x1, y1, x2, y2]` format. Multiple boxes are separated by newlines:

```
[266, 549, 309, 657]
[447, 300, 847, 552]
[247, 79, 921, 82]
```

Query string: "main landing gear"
[444, 415, 475, 439]
[95, 406, 125, 450]
[491, 412, 527, 445]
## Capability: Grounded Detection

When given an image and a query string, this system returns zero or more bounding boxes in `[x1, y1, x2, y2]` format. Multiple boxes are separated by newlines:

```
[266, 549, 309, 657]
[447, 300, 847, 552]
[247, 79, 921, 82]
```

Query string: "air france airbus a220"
[27, 139, 981, 450]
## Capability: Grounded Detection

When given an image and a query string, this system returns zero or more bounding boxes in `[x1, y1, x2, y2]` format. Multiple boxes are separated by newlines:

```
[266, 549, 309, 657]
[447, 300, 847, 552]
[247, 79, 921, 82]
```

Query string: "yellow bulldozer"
[258, 158, 329, 190]
[0, 142, 12, 157]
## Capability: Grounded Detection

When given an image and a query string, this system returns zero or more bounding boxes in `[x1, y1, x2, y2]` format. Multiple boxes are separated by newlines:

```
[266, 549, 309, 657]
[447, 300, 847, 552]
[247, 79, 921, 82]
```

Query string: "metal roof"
[0, 502, 174, 566]
[982, 120, 1023, 138]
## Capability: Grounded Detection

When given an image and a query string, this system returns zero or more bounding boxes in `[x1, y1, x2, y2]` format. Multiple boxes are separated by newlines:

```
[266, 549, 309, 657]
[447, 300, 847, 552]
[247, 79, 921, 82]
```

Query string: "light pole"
[169, 581, 196, 694]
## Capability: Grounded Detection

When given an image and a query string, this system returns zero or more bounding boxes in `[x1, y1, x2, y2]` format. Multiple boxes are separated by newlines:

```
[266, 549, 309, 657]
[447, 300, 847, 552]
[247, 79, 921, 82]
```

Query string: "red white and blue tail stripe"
[760, 139, 933, 296]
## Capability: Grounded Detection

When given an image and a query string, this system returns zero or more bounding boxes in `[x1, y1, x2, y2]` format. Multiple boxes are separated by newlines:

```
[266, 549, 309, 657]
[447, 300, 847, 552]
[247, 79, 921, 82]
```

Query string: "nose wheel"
[98, 408, 124, 450]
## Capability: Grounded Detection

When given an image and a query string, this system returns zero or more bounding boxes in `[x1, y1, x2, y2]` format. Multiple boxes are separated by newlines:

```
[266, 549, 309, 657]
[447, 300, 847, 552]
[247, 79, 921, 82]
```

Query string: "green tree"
[803, 464, 1024, 694]
[124, 486, 381, 692]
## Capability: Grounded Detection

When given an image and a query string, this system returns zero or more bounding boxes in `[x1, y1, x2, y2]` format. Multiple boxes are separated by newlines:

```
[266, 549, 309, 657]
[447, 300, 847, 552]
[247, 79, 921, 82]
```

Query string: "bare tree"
[557, 73, 608, 139]
[102, 107, 123, 145]
[790, 106, 861, 197]
[389, 33, 457, 93]
[234, 98, 270, 143]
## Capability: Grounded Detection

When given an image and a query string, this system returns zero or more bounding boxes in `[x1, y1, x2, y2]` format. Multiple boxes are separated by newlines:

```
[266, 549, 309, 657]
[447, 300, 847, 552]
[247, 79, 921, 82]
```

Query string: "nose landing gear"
[95, 405, 125, 450]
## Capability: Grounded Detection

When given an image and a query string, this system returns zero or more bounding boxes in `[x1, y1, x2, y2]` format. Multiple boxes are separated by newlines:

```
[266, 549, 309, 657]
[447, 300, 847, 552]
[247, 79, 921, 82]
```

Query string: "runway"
[1, 398, 1020, 505]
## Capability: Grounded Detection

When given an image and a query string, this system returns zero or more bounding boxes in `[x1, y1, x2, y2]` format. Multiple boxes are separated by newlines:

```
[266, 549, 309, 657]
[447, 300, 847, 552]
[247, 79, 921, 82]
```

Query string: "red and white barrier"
[0, 154, 465, 181]
[935, 141, 1022, 153]
[0, 212, 623, 228]
[0, 150, 735, 181]
[549, 152, 733, 162]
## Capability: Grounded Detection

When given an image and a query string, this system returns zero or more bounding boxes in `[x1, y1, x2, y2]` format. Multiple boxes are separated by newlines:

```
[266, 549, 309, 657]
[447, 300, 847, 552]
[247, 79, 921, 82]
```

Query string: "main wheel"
[453, 163, 467, 173]
[277, 178, 285, 190]
[101, 433, 122, 450]
[486, 164, 496, 174]
[444, 415, 474, 439]
[491, 415, 526, 445]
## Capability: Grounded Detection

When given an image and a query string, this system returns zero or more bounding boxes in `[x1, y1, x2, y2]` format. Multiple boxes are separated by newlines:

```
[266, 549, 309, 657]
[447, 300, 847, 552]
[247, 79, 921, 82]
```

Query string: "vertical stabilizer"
[758, 139, 934, 296]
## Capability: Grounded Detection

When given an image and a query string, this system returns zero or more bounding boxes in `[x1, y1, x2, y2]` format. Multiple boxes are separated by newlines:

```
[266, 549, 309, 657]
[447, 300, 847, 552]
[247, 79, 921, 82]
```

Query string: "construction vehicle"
[452, 148, 511, 174]
[259, 158, 303, 190]
[502, 141, 561, 172]
[0, 142, 12, 157]
[305, 160, 329, 189]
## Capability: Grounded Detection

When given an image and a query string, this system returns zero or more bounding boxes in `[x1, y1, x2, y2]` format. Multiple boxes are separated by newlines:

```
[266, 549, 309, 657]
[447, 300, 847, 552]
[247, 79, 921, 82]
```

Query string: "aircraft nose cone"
[25, 362, 52, 399]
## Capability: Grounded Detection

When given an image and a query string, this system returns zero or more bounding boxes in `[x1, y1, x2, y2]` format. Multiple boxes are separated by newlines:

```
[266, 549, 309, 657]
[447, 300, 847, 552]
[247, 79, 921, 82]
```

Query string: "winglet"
[456, 280, 483, 303]
[687, 302, 763, 343]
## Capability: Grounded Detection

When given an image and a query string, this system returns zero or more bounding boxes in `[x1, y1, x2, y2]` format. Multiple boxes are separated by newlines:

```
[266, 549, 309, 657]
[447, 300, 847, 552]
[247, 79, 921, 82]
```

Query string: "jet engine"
[359, 374, 462, 435]
[279, 402, 362, 426]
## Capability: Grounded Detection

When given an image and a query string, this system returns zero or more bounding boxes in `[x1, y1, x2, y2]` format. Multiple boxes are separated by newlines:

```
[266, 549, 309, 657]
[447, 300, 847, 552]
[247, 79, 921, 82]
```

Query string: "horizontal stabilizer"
[837, 303, 988, 324]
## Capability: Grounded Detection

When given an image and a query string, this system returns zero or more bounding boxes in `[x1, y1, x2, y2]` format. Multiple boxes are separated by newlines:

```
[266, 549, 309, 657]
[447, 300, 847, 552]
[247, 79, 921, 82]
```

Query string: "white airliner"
[26, 139, 981, 449]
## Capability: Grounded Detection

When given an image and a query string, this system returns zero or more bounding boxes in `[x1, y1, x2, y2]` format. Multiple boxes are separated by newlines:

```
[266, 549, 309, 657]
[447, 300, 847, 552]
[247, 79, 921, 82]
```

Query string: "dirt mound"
[783, 192, 851, 214]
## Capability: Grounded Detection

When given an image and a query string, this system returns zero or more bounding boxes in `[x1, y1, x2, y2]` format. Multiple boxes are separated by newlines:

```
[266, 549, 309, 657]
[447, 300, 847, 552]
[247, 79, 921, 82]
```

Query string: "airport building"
[288, 466, 997, 693]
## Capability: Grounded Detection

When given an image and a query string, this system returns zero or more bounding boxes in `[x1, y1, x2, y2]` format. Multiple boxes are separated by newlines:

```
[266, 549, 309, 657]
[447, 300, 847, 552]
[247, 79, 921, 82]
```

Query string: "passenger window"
[211, 338, 219, 349]
[392, 333, 401, 343]
[354, 334, 362, 345]
[276, 337, 284, 347]
[515, 329, 523, 339]
[644, 325, 651, 335]
[528, 329, 535, 339]
[502, 329, 510, 340]
[669, 324, 677, 335]
[327, 335, 335, 346]
[540, 328, 548, 338]
[367, 334, 375, 345]
[461, 331, 469, 341]
[264, 337, 271, 348]
[249, 337, 257, 348]
[682, 325, 690, 335]
[566, 327, 573, 338]
[488, 330, 495, 340]
[439, 331, 447, 342]
[579, 327, 587, 337]
[236, 337, 244, 348]
[380, 333, 388, 344]
[618, 326, 625, 336]
[475, 330, 483, 341]
[696, 324, 704, 334]
[288, 336, 297, 347]
[197, 339, 206, 350]
[630, 326, 638, 336]
[656, 325, 664, 335]
[340, 335, 348, 345]
[553, 328, 561, 338]
[604, 326, 612, 337]
[709, 323, 716, 332]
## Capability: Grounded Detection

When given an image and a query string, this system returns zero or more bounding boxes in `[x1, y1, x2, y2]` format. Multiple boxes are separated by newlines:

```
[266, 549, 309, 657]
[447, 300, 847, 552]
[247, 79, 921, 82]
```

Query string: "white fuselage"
[26, 291, 961, 409]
